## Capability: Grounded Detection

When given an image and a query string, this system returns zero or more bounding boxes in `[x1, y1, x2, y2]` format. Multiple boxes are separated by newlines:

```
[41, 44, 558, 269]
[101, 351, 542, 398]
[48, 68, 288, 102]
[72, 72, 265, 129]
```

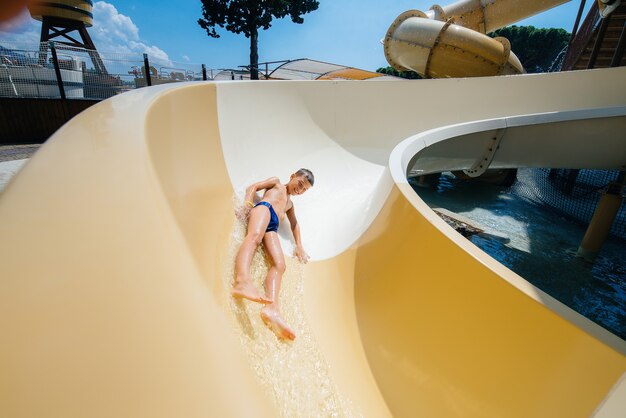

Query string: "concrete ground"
[0, 144, 40, 193]
[0, 144, 40, 162]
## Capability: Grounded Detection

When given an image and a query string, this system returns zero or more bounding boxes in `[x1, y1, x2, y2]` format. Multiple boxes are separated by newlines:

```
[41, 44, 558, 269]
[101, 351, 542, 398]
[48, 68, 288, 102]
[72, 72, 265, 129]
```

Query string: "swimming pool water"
[411, 170, 626, 340]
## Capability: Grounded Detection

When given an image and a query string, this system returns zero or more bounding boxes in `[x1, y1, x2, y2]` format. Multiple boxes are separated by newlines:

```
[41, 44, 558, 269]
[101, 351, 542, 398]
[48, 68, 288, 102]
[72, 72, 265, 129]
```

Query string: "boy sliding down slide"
[233, 169, 314, 341]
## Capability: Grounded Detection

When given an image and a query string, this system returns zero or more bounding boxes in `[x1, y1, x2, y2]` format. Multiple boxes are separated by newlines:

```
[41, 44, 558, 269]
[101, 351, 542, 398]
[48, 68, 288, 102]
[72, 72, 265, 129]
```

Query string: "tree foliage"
[376, 66, 422, 79]
[198, 0, 319, 79]
[488, 25, 570, 73]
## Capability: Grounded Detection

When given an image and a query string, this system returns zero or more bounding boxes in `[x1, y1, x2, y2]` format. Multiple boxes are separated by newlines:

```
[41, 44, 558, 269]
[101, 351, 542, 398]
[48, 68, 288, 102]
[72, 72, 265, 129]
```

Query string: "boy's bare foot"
[232, 281, 273, 304]
[260, 307, 296, 341]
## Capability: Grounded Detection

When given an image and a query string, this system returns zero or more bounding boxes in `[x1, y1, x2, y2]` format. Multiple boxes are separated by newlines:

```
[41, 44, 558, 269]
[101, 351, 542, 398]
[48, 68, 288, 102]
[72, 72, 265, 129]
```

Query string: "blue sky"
[1, 0, 590, 71]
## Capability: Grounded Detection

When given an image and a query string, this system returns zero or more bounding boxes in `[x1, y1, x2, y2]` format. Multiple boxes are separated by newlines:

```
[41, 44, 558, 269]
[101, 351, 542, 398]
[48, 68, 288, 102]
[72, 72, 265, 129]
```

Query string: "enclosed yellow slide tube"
[1, 67, 626, 417]
[384, 0, 570, 77]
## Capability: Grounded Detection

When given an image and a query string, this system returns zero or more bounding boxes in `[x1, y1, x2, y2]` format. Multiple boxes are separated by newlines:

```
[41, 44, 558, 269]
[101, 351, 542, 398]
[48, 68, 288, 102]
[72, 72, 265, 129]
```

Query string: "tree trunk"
[250, 27, 259, 80]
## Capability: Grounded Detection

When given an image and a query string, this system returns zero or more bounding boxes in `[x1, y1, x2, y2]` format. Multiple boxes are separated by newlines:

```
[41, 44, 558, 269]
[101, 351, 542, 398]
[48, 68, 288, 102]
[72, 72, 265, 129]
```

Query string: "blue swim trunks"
[255, 201, 279, 233]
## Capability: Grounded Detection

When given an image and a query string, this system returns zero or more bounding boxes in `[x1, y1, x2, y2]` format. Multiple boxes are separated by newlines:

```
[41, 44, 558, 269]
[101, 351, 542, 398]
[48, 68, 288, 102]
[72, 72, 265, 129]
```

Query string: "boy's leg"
[232, 205, 273, 304]
[259, 231, 295, 341]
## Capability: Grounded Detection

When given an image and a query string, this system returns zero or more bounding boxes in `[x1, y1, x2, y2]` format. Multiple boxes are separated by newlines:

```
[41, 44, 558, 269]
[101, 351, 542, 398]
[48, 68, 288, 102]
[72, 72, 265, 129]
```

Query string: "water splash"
[223, 200, 361, 417]
[548, 45, 568, 72]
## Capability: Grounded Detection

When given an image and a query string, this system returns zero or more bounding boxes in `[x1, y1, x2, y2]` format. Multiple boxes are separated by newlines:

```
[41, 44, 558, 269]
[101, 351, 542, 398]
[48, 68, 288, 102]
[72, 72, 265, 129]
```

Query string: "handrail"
[562, 1, 601, 70]
[0, 63, 19, 96]
[569, 0, 588, 41]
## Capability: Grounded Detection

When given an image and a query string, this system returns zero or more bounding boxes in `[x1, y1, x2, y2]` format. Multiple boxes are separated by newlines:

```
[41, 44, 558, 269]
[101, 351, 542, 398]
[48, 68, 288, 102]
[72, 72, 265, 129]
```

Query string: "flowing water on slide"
[223, 203, 361, 418]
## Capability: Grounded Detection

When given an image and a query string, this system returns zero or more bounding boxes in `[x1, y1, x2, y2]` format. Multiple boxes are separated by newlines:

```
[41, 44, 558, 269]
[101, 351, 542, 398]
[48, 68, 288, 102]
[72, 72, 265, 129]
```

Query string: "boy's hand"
[294, 245, 310, 264]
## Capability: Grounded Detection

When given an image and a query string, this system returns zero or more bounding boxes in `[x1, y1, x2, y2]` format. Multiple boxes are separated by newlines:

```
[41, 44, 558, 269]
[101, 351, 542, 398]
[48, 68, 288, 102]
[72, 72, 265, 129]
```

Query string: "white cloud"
[92, 2, 139, 43]
[91, 2, 171, 65]
[0, 2, 172, 65]
[182, 55, 190, 62]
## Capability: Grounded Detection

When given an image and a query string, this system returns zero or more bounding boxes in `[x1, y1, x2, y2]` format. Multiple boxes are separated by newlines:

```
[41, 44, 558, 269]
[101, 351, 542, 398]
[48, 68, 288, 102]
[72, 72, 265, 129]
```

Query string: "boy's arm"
[236, 177, 279, 221]
[241, 177, 280, 213]
[286, 204, 310, 263]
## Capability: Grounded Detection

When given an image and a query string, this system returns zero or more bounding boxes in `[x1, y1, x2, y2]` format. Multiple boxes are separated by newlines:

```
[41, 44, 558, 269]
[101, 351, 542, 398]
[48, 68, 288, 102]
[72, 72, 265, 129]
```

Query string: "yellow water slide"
[384, 0, 571, 77]
[1, 68, 626, 417]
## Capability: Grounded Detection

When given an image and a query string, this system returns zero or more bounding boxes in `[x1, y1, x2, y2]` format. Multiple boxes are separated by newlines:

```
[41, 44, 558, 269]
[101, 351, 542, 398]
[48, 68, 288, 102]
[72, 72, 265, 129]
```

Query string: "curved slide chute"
[384, 0, 570, 77]
[1, 67, 626, 417]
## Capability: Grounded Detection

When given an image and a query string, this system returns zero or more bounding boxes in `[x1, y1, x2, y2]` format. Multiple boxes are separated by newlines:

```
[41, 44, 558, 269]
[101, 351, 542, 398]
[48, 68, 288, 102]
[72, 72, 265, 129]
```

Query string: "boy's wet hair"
[296, 168, 314, 186]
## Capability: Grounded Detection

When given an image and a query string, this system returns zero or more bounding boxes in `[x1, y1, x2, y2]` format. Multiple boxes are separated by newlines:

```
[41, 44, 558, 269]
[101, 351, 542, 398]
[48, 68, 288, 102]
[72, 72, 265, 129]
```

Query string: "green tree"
[488, 25, 570, 73]
[198, 0, 319, 80]
[376, 66, 422, 79]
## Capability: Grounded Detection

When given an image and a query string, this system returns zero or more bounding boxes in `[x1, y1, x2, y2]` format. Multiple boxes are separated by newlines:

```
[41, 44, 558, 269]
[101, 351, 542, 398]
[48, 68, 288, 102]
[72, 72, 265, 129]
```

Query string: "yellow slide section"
[1, 67, 626, 417]
[384, 0, 570, 77]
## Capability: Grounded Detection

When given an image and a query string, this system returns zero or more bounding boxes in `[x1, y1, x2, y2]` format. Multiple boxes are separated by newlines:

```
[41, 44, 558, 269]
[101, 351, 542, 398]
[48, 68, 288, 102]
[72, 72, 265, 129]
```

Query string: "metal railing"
[562, 1, 601, 70]
[0, 41, 214, 100]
